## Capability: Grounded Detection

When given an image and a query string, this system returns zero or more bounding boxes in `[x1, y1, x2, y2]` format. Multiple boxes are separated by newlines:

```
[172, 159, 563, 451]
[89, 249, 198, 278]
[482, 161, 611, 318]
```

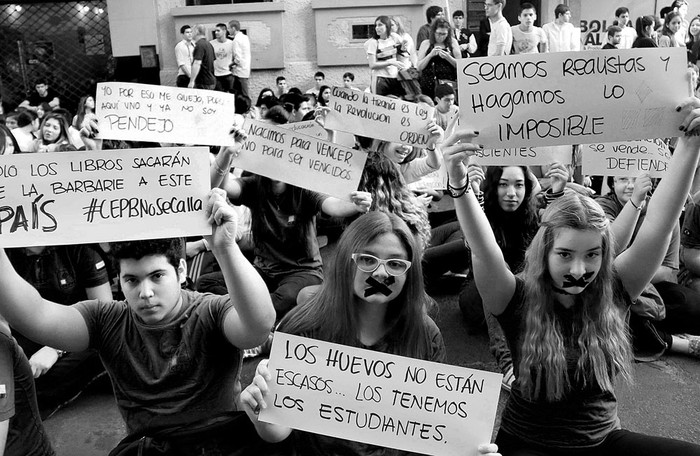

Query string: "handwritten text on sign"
[235, 120, 368, 199]
[96, 82, 237, 146]
[472, 145, 572, 166]
[260, 333, 502, 456]
[582, 139, 671, 178]
[324, 87, 435, 147]
[0, 147, 210, 248]
[457, 48, 688, 148]
[282, 120, 329, 140]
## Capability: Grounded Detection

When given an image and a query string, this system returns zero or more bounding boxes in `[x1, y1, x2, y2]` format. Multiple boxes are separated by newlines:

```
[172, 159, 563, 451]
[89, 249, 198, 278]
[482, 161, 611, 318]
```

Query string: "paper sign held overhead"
[260, 333, 502, 456]
[582, 139, 671, 178]
[458, 48, 688, 148]
[472, 145, 572, 166]
[233, 119, 368, 199]
[0, 147, 211, 248]
[96, 82, 237, 146]
[324, 87, 435, 147]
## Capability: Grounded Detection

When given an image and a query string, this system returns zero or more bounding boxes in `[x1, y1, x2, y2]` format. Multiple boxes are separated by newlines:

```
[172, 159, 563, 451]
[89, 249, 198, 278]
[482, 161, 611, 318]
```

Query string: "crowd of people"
[1, 2, 700, 456]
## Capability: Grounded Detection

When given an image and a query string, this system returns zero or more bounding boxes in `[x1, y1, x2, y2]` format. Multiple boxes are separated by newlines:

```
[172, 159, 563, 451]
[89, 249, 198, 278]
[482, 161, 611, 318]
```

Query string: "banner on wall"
[580, 0, 655, 49]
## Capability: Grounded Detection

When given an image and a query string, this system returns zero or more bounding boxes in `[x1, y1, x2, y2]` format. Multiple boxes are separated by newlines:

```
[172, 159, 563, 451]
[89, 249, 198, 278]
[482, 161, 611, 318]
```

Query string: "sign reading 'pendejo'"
[96, 82, 237, 146]
[260, 333, 502, 456]
[0, 147, 211, 248]
[457, 48, 688, 148]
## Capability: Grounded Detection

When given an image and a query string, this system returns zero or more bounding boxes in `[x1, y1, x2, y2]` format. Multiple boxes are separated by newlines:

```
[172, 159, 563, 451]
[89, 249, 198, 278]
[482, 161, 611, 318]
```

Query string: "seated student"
[239, 211, 502, 456]
[459, 163, 563, 390]
[433, 83, 458, 131]
[511, 2, 548, 54]
[0, 317, 55, 456]
[0, 124, 19, 156]
[5, 244, 111, 419]
[443, 101, 700, 455]
[206, 127, 372, 321]
[0, 189, 277, 454]
[597, 175, 700, 359]
[9, 111, 37, 153]
[280, 92, 313, 123]
[19, 79, 60, 113]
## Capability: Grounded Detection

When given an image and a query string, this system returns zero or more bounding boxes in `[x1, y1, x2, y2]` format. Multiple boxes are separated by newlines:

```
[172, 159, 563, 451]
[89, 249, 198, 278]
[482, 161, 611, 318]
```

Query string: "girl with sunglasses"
[240, 211, 501, 456]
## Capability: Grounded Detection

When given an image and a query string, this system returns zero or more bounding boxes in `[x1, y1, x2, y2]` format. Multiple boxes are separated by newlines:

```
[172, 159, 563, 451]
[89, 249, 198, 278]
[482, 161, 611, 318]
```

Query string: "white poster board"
[96, 82, 237, 146]
[582, 139, 671, 177]
[472, 145, 572, 166]
[457, 48, 688, 148]
[325, 87, 435, 147]
[260, 333, 502, 456]
[282, 120, 330, 140]
[0, 147, 210, 247]
[234, 120, 368, 199]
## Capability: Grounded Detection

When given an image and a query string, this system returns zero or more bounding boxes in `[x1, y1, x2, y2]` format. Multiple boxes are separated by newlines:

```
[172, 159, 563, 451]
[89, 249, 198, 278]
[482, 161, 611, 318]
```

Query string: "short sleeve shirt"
[511, 26, 547, 54]
[210, 39, 234, 76]
[488, 18, 513, 56]
[27, 87, 59, 107]
[365, 36, 400, 79]
[237, 178, 327, 275]
[74, 291, 240, 435]
[0, 324, 55, 455]
[192, 38, 217, 86]
[496, 277, 629, 448]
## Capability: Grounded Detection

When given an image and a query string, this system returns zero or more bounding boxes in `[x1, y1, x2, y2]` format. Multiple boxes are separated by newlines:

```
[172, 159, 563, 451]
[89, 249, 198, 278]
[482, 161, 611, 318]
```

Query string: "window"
[351, 24, 373, 40]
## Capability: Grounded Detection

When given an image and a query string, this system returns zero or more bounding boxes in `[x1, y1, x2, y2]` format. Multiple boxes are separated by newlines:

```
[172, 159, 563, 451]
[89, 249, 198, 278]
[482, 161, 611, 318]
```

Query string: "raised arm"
[0, 250, 89, 351]
[616, 99, 700, 299]
[211, 126, 247, 189]
[443, 132, 517, 315]
[205, 189, 275, 348]
[607, 174, 652, 252]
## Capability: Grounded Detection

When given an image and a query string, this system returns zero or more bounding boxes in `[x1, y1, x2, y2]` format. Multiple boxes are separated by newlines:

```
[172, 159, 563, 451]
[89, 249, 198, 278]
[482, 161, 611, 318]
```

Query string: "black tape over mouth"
[561, 271, 595, 288]
[364, 276, 395, 297]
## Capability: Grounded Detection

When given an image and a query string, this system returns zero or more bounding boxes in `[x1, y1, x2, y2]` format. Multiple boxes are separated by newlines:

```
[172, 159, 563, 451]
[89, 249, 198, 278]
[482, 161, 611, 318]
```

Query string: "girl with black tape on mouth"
[239, 211, 502, 456]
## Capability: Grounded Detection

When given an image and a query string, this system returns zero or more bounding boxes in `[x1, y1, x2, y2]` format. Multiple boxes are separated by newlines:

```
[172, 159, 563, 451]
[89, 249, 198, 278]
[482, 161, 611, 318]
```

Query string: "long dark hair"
[279, 211, 435, 359]
[373, 15, 392, 40]
[429, 18, 455, 51]
[483, 166, 539, 270]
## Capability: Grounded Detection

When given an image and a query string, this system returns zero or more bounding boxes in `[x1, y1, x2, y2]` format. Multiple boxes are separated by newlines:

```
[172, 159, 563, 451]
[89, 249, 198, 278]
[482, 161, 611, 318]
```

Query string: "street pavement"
[43, 265, 700, 454]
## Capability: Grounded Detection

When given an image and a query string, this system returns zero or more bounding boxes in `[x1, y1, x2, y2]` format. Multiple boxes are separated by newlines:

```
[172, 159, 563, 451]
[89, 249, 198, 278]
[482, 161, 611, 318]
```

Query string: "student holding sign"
[443, 101, 700, 454]
[0, 189, 276, 454]
[208, 126, 372, 321]
[240, 211, 501, 456]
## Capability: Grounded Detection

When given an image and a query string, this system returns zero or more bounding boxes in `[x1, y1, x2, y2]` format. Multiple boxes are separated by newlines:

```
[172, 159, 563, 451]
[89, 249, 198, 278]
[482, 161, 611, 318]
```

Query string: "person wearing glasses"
[484, 0, 512, 56]
[416, 17, 461, 99]
[239, 211, 502, 455]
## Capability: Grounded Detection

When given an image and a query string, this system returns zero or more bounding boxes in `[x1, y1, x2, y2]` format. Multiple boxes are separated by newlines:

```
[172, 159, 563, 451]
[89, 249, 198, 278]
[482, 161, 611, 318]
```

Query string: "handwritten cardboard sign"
[324, 87, 435, 147]
[407, 168, 447, 192]
[96, 82, 237, 146]
[0, 147, 210, 247]
[282, 120, 329, 140]
[234, 119, 368, 199]
[458, 48, 688, 148]
[260, 333, 502, 456]
[582, 139, 671, 178]
[472, 145, 572, 166]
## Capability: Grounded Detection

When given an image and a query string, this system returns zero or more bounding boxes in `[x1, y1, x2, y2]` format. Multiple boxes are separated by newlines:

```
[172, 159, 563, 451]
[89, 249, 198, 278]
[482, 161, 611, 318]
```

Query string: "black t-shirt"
[496, 277, 632, 448]
[27, 87, 59, 107]
[192, 38, 217, 86]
